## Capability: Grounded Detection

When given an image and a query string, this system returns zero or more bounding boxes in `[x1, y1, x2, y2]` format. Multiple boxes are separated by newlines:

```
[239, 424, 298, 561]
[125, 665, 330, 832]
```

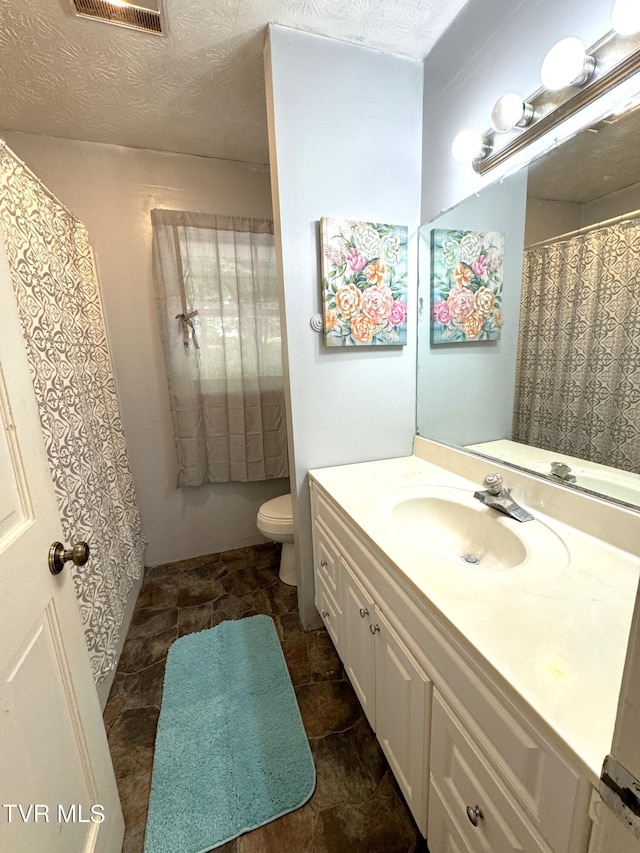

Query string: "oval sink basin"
[388, 486, 568, 572]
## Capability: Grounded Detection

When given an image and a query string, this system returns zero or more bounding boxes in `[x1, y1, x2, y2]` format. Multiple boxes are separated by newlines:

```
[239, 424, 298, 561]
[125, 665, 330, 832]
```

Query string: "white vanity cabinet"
[309, 475, 593, 853]
[311, 483, 431, 834]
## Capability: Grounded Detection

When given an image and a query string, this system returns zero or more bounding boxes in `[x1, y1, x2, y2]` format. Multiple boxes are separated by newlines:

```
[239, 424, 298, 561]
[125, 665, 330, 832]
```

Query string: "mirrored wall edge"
[417, 435, 640, 515]
[462, 447, 640, 515]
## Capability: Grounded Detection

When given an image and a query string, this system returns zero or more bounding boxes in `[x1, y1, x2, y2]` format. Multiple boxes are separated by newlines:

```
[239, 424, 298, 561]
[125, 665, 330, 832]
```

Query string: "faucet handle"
[551, 461, 571, 476]
[483, 473, 504, 495]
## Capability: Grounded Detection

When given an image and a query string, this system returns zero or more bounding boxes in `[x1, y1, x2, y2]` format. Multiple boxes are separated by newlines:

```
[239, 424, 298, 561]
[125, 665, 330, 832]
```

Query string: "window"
[151, 210, 288, 487]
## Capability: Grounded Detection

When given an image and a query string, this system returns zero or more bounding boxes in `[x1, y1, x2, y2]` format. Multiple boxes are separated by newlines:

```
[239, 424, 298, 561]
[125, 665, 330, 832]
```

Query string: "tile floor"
[103, 543, 427, 853]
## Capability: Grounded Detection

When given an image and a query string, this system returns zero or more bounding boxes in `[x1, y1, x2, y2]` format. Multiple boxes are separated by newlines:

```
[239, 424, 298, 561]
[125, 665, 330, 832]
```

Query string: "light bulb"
[490, 93, 534, 132]
[451, 129, 488, 163]
[540, 37, 595, 91]
[612, 0, 640, 35]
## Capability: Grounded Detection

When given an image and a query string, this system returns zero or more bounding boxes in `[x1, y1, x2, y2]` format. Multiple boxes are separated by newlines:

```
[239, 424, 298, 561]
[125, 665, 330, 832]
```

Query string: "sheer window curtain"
[151, 210, 289, 487]
[513, 217, 640, 473]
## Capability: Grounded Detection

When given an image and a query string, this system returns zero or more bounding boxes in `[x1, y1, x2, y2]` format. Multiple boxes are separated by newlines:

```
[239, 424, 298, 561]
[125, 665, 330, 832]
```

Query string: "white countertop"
[309, 450, 640, 786]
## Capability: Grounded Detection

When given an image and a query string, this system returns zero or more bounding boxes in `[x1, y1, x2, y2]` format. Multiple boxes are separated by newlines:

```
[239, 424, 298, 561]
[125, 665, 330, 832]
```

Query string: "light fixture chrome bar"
[475, 29, 640, 174]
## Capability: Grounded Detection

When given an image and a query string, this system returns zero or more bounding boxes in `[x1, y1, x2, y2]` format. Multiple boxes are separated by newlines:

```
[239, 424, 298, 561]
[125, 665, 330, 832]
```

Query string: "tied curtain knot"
[176, 310, 199, 349]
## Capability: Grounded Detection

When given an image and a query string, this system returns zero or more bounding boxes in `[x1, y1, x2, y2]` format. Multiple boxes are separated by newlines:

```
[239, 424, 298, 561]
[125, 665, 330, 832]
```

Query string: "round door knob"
[466, 804, 484, 827]
[359, 607, 369, 618]
[321, 609, 330, 619]
[49, 541, 90, 576]
[369, 623, 380, 635]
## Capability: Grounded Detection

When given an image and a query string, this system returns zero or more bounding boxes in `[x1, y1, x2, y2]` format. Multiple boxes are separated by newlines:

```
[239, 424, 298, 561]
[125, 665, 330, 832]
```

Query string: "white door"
[0, 231, 124, 852]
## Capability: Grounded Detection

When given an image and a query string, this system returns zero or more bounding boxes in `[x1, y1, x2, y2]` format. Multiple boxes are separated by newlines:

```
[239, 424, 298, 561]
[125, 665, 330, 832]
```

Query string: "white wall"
[1, 131, 289, 570]
[525, 198, 583, 246]
[583, 180, 640, 227]
[525, 182, 640, 246]
[265, 25, 423, 626]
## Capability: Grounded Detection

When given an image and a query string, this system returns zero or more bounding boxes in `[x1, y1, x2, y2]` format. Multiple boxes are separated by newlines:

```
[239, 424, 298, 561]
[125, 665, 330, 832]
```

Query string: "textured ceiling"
[0, 0, 469, 165]
[527, 105, 640, 203]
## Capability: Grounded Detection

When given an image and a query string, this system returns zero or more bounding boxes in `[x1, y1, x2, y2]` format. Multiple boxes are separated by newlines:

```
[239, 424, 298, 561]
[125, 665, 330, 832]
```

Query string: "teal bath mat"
[144, 615, 315, 853]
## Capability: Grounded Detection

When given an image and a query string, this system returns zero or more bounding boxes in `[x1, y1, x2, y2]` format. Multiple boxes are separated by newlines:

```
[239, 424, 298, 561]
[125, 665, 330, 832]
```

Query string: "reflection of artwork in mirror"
[430, 228, 505, 344]
[320, 217, 408, 347]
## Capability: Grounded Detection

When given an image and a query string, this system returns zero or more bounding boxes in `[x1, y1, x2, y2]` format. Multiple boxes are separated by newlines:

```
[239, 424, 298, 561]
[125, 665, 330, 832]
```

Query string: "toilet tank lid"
[260, 493, 292, 521]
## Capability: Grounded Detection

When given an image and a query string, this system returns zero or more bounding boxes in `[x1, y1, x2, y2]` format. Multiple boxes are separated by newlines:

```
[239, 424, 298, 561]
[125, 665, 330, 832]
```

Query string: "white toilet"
[257, 493, 297, 586]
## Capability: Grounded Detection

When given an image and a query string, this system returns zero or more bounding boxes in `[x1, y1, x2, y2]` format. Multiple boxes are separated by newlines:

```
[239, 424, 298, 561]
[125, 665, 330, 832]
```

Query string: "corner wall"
[265, 25, 423, 626]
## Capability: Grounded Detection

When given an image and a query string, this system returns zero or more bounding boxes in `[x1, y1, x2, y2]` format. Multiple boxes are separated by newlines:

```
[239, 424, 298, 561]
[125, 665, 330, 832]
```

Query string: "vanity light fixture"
[453, 10, 640, 175]
[451, 128, 491, 163]
[540, 37, 596, 91]
[612, 0, 640, 36]
[490, 93, 535, 133]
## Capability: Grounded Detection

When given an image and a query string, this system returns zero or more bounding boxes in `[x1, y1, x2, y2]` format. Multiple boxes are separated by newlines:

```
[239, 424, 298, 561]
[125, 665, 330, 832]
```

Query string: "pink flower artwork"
[320, 218, 408, 346]
[430, 228, 505, 344]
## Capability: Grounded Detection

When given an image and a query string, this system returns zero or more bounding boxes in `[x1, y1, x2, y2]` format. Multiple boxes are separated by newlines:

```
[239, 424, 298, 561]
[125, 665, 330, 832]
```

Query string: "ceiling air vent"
[70, 0, 164, 35]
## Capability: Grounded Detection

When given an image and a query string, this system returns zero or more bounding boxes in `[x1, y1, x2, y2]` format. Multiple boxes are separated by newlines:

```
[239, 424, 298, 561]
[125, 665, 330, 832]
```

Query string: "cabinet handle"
[322, 610, 330, 619]
[320, 559, 328, 568]
[466, 805, 484, 827]
[359, 607, 369, 618]
[369, 623, 380, 634]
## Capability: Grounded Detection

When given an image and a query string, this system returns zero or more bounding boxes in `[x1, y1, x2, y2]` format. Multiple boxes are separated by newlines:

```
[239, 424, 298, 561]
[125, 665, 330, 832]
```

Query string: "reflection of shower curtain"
[513, 216, 640, 473]
[0, 140, 145, 684]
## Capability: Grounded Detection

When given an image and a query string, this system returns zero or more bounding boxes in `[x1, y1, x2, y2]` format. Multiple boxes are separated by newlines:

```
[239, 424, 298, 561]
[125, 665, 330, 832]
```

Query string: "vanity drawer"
[436, 651, 589, 852]
[315, 571, 341, 652]
[387, 602, 590, 853]
[429, 690, 551, 853]
[312, 517, 341, 603]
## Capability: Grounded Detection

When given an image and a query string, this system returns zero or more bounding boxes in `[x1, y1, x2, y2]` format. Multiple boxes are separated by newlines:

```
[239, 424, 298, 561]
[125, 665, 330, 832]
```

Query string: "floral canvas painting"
[430, 229, 505, 344]
[320, 218, 408, 346]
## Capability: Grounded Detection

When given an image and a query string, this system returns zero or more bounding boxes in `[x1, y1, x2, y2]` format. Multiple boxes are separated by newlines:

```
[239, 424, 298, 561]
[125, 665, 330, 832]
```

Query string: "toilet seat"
[256, 493, 296, 585]
[257, 494, 294, 536]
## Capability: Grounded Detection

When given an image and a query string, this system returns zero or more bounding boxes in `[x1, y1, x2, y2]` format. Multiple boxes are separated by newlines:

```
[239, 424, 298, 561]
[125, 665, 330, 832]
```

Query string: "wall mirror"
[417, 92, 640, 510]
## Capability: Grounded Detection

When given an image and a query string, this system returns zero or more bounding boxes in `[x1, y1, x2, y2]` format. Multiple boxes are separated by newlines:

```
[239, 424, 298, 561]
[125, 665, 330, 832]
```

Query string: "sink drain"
[462, 554, 480, 565]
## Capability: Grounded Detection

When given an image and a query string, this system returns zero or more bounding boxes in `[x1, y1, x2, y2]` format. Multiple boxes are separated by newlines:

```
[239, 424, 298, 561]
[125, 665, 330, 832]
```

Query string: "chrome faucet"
[473, 473, 534, 522]
[550, 461, 576, 483]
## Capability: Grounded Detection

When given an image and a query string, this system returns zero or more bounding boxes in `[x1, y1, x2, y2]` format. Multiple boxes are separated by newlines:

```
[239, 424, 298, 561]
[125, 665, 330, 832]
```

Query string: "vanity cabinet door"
[374, 606, 431, 836]
[313, 520, 343, 651]
[429, 691, 550, 853]
[341, 558, 376, 728]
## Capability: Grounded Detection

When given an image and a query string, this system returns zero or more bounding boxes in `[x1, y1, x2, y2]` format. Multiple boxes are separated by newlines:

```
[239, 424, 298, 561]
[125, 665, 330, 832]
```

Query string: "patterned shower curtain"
[0, 140, 145, 684]
[513, 216, 640, 473]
